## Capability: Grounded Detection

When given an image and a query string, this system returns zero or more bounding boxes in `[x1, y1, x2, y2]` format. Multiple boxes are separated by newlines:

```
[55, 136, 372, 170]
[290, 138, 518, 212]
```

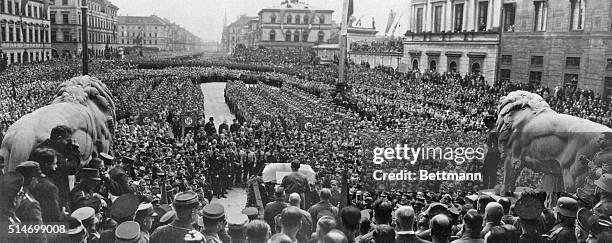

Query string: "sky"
[112, 0, 410, 42]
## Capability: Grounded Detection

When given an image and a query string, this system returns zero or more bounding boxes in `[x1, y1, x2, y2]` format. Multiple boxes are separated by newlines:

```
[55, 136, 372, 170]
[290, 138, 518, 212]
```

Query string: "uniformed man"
[150, 191, 200, 243]
[546, 197, 578, 243]
[200, 203, 227, 243]
[227, 214, 249, 243]
[70, 168, 104, 211]
[115, 221, 146, 243]
[204, 117, 217, 136]
[14, 161, 45, 224]
[135, 202, 158, 241]
[242, 207, 260, 221]
[72, 207, 99, 243]
[98, 193, 140, 243]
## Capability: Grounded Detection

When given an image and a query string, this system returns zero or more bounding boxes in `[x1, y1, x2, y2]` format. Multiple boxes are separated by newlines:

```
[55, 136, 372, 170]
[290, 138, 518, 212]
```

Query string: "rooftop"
[228, 15, 258, 28]
[260, 0, 333, 13]
[118, 15, 167, 26]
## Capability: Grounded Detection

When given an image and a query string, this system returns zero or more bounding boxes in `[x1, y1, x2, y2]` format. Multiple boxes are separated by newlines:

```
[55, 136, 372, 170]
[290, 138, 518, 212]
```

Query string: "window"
[529, 71, 542, 84]
[7, 0, 12, 14]
[0, 0, 4, 13]
[286, 15, 292, 24]
[50, 13, 55, 23]
[433, 5, 442, 32]
[121, 39, 124, 44]
[429, 60, 437, 71]
[502, 55, 512, 65]
[0, 25, 5, 42]
[63, 30, 70, 41]
[51, 30, 56, 42]
[317, 31, 324, 43]
[269, 30, 275, 41]
[478, 1, 488, 31]
[604, 77, 612, 100]
[285, 30, 291, 41]
[531, 56, 544, 67]
[271, 15, 276, 23]
[501, 69, 511, 81]
[449, 61, 457, 72]
[62, 13, 69, 24]
[564, 74, 579, 87]
[62, 0, 67, 5]
[566, 57, 581, 69]
[416, 8, 424, 33]
[504, 3, 516, 32]
[293, 31, 299, 42]
[15, 27, 20, 42]
[304, 15, 309, 24]
[454, 4, 464, 31]
[302, 31, 308, 42]
[570, 0, 585, 30]
[607, 58, 612, 71]
[319, 15, 325, 24]
[534, 1, 547, 31]
[295, 16, 300, 24]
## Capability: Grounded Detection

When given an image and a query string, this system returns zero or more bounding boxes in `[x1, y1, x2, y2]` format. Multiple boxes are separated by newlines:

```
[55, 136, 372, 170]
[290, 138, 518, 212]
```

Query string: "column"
[493, 0, 502, 29]
[463, 1, 468, 31]
[406, 4, 413, 32]
[466, 0, 474, 31]
[445, 0, 452, 31]
[487, 0, 493, 30]
[4, 24, 9, 41]
[426, 0, 432, 32]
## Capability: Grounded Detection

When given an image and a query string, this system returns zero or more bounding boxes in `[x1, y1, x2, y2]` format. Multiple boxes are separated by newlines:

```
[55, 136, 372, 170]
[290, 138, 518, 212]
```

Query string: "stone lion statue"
[496, 90, 611, 196]
[1, 75, 116, 172]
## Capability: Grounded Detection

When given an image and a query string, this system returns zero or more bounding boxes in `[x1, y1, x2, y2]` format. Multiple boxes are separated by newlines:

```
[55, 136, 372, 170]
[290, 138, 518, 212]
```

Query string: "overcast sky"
[112, 0, 410, 42]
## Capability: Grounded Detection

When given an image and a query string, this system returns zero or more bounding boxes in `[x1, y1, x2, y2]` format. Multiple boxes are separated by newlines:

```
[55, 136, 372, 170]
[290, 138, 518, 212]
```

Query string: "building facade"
[499, 0, 612, 98]
[50, 0, 118, 58]
[118, 15, 169, 51]
[221, 15, 258, 53]
[0, 0, 52, 65]
[258, 0, 334, 49]
[404, 0, 503, 84]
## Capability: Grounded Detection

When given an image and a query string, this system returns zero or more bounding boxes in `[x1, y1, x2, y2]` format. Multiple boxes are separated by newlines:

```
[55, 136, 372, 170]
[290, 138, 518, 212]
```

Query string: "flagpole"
[339, 0, 351, 209]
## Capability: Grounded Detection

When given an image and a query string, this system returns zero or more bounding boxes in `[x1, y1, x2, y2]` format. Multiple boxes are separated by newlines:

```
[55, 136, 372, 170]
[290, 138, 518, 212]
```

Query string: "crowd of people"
[0, 45, 611, 243]
[349, 39, 404, 53]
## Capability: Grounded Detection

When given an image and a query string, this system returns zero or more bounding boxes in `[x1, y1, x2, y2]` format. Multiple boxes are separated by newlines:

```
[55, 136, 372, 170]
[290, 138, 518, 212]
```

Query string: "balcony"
[404, 29, 500, 43]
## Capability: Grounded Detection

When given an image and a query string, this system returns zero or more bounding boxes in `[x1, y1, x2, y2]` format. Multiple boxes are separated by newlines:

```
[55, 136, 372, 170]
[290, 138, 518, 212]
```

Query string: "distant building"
[221, 15, 258, 53]
[50, 0, 119, 59]
[257, 0, 334, 49]
[403, 0, 503, 84]
[118, 15, 169, 51]
[117, 15, 203, 53]
[0, 0, 52, 65]
[499, 0, 612, 98]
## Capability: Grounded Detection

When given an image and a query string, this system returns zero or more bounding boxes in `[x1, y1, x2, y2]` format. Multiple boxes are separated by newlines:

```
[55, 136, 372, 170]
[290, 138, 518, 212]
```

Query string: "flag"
[347, 0, 353, 23]
[385, 10, 396, 36]
[340, 0, 354, 35]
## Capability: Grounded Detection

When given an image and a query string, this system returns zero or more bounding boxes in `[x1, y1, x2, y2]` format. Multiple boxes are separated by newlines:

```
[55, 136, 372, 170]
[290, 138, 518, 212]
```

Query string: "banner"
[182, 114, 196, 128]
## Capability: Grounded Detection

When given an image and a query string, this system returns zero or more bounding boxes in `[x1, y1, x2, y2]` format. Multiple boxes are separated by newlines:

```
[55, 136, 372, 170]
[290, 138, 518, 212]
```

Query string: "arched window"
[304, 15, 309, 24]
[302, 31, 309, 42]
[471, 62, 481, 74]
[429, 60, 437, 71]
[271, 15, 277, 23]
[319, 15, 325, 24]
[285, 30, 292, 41]
[295, 15, 301, 24]
[269, 30, 276, 41]
[317, 31, 324, 43]
[412, 60, 419, 70]
[293, 31, 300, 42]
[286, 15, 292, 24]
[449, 61, 457, 73]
